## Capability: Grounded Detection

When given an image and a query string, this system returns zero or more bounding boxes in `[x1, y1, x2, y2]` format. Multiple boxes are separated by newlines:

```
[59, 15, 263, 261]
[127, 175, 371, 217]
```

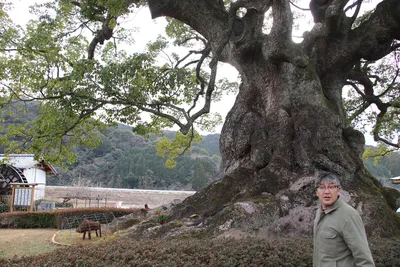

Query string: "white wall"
[24, 168, 46, 184]
[23, 168, 46, 201]
[34, 184, 46, 200]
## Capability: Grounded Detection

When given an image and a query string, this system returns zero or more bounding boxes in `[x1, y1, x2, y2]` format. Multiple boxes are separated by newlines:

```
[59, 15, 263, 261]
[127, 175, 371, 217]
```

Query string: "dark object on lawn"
[76, 218, 102, 240]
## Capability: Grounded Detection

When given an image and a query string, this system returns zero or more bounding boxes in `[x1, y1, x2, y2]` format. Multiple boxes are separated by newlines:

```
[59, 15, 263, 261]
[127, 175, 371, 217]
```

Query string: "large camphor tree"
[1, 0, 399, 236]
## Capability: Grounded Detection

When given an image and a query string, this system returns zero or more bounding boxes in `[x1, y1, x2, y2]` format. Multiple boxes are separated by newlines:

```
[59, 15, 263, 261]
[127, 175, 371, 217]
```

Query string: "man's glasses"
[317, 185, 339, 191]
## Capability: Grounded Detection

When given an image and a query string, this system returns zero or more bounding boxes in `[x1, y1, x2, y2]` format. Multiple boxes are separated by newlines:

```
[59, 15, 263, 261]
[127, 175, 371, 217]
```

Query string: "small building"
[0, 154, 57, 201]
[390, 176, 400, 184]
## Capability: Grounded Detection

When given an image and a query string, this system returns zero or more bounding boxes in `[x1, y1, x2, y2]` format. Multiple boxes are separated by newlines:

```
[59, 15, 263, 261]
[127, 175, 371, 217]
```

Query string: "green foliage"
[156, 213, 168, 224]
[0, 212, 56, 228]
[0, 203, 9, 213]
[362, 145, 393, 165]
[363, 147, 400, 190]
[363, 146, 400, 178]
[26, 212, 57, 228]
[165, 18, 199, 47]
[0, 102, 104, 167]
[156, 130, 203, 168]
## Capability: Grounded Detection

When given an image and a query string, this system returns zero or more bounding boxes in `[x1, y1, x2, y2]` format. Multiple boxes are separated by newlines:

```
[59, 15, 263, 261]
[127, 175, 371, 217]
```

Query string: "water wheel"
[0, 164, 27, 195]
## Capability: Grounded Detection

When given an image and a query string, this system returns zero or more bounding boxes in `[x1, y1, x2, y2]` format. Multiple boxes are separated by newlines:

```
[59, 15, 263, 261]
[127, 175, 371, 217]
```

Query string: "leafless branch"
[188, 44, 211, 115]
[349, 0, 363, 26]
[289, 1, 310, 11]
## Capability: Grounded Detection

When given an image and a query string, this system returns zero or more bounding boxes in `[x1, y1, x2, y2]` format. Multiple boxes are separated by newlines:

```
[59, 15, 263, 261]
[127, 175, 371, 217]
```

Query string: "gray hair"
[315, 171, 341, 188]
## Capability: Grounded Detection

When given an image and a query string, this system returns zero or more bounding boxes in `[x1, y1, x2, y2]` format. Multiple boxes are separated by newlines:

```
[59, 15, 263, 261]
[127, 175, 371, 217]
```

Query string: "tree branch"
[289, 1, 310, 11]
[87, 12, 115, 59]
[348, 0, 363, 26]
[188, 44, 211, 115]
[148, 0, 229, 42]
[350, 0, 400, 62]
[347, 62, 374, 95]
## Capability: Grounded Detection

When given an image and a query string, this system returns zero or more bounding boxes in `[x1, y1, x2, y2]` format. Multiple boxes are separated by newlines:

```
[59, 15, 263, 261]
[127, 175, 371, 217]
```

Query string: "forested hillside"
[1, 102, 399, 191]
[49, 135, 400, 191]
[49, 128, 222, 191]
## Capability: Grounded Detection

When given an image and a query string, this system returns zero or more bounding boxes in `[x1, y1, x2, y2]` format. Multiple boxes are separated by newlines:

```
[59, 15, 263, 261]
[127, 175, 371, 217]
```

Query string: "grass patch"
[0, 229, 58, 259]
[54, 228, 121, 246]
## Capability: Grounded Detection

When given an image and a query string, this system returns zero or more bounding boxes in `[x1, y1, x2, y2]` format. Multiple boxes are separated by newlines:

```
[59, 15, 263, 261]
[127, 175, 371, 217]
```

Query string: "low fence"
[60, 212, 116, 230]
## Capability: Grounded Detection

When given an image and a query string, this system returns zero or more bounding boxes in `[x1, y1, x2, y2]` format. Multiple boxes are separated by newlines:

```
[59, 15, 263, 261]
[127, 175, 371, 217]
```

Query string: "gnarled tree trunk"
[148, 0, 400, 237]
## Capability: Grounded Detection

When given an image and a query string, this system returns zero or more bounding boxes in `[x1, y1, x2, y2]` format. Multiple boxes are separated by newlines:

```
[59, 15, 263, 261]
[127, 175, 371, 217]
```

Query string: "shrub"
[0, 203, 10, 213]
[0, 235, 398, 266]
[0, 236, 313, 266]
[156, 213, 168, 224]
[0, 211, 57, 228]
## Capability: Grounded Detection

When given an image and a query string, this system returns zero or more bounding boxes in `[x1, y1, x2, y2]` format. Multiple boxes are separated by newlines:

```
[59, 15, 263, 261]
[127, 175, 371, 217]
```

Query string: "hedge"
[0, 207, 136, 229]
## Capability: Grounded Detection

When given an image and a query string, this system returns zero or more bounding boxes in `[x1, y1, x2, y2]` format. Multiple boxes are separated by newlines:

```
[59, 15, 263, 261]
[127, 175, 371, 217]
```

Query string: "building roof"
[0, 154, 57, 174]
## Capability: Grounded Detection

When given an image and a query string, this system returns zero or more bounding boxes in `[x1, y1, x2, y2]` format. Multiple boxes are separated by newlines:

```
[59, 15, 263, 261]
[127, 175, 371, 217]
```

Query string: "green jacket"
[313, 198, 375, 267]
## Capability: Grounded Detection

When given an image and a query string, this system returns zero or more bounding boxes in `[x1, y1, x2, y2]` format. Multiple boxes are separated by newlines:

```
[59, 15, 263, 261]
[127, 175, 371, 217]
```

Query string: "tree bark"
[148, 0, 400, 237]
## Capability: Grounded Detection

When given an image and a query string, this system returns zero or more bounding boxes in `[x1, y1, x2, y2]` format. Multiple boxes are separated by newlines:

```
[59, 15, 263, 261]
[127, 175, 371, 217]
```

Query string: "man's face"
[316, 181, 340, 210]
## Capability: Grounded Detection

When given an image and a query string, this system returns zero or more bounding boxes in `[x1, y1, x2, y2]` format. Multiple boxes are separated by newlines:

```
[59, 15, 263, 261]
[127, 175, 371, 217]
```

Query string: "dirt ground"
[0, 229, 59, 259]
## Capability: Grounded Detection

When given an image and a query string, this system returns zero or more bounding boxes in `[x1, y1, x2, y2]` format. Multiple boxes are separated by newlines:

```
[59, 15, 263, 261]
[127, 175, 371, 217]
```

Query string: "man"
[313, 172, 375, 267]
